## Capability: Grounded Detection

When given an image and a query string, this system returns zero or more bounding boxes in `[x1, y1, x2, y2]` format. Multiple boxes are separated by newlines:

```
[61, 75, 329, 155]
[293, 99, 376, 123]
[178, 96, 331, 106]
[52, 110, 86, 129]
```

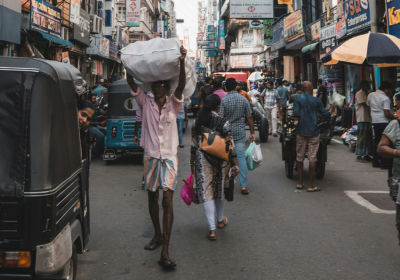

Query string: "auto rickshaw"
[103, 79, 144, 164]
[0, 57, 90, 279]
[281, 106, 335, 179]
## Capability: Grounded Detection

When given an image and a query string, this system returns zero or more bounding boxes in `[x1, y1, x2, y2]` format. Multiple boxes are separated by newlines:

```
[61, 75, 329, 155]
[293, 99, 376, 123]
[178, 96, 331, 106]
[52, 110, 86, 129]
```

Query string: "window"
[124, 98, 138, 111]
[118, 6, 126, 21]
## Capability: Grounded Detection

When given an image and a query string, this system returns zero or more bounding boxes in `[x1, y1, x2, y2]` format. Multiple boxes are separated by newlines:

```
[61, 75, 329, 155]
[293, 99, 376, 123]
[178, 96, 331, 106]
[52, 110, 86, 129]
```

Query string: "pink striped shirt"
[131, 87, 183, 160]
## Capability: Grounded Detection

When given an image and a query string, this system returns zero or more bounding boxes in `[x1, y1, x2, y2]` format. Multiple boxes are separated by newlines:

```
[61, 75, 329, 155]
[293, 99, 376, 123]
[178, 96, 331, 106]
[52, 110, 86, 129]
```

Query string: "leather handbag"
[200, 117, 231, 162]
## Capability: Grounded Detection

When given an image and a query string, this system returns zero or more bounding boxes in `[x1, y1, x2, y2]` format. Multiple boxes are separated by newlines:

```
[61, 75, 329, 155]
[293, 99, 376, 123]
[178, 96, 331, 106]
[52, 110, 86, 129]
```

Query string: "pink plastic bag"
[181, 173, 196, 206]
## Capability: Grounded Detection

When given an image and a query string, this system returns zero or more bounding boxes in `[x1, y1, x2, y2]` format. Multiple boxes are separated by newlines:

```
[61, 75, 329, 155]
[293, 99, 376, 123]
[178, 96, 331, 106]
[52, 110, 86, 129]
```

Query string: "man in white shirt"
[355, 80, 373, 163]
[367, 81, 396, 169]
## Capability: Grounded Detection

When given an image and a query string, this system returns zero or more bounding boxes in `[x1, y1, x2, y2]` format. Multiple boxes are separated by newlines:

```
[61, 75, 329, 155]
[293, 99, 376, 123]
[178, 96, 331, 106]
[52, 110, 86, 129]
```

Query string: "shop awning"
[29, 29, 74, 48]
[302, 42, 319, 53]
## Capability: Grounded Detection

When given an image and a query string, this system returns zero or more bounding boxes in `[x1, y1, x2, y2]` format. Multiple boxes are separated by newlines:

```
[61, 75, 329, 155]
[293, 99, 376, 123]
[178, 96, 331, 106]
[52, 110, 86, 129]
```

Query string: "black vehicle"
[188, 80, 204, 117]
[0, 57, 90, 279]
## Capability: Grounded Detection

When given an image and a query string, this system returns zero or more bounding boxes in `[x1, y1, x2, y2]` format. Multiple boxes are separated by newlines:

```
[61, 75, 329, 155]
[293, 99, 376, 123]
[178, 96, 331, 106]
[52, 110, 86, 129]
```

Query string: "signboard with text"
[230, 0, 273, 18]
[344, 0, 370, 36]
[284, 9, 304, 43]
[218, 20, 225, 50]
[71, 8, 90, 45]
[126, 0, 140, 27]
[87, 34, 110, 58]
[263, 19, 273, 45]
[336, 16, 346, 39]
[386, 0, 400, 38]
[31, 0, 61, 37]
[311, 21, 320, 41]
[320, 24, 336, 59]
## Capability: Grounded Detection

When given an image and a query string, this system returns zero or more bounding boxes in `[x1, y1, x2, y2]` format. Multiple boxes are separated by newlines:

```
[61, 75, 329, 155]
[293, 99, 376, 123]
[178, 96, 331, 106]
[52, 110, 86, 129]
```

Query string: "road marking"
[344, 191, 395, 214]
[331, 138, 342, 144]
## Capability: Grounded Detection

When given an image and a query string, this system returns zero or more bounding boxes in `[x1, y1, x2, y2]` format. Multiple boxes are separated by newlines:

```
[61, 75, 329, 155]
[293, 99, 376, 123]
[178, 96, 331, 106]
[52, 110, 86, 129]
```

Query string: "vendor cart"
[281, 107, 335, 179]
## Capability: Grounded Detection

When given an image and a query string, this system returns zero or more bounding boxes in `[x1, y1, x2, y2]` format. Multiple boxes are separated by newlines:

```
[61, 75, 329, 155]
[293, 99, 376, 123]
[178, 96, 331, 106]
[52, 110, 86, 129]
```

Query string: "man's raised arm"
[174, 46, 187, 100]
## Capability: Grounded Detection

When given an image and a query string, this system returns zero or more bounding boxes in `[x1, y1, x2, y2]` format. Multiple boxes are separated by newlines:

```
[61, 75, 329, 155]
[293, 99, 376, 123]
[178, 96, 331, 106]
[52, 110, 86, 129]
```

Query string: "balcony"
[320, 6, 338, 28]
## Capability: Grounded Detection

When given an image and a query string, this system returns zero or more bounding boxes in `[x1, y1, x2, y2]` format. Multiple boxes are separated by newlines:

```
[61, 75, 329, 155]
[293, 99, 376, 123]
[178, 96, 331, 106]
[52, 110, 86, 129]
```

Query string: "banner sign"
[70, 0, 80, 24]
[197, 32, 203, 41]
[208, 25, 215, 32]
[311, 21, 320, 41]
[263, 19, 273, 45]
[31, 0, 61, 37]
[278, 0, 292, 3]
[218, 20, 225, 50]
[71, 8, 90, 45]
[157, 20, 165, 38]
[229, 0, 273, 18]
[170, 11, 176, 38]
[336, 16, 346, 39]
[243, 33, 254, 46]
[337, 0, 344, 18]
[386, 0, 400, 37]
[167, 30, 172, 38]
[109, 42, 119, 61]
[208, 42, 216, 49]
[269, 50, 279, 59]
[87, 34, 110, 58]
[126, 0, 140, 27]
[229, 55, 254, 68]
[344, 0, 370, 35]
[319, 24, 336, 59]
[273, 16, 285, 44]
[284, 9, 304, 43]
[208, 33, 215, 41]
[208, 51, 216, 57]
[249, 20, 264, 29]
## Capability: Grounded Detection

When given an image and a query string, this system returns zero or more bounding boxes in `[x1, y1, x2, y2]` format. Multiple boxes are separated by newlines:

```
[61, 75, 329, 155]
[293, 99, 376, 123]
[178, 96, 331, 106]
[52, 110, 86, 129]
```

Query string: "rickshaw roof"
[108, 79, 148, 94]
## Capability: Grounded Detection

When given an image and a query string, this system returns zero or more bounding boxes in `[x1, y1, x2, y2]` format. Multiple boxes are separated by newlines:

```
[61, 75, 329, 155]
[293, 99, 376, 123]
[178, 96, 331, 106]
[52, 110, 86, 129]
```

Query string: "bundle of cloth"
[342, 125, 358, 151]
[121, 38, 196, 105]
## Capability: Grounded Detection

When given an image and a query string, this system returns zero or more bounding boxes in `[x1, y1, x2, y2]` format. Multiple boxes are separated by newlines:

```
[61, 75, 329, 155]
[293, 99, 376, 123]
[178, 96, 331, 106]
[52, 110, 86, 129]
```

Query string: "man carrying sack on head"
[127, 46, 187, 269]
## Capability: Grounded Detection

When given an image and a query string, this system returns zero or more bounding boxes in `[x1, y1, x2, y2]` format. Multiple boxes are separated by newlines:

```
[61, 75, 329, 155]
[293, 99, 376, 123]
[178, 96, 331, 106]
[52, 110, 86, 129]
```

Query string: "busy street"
[74, 128, 398, 279]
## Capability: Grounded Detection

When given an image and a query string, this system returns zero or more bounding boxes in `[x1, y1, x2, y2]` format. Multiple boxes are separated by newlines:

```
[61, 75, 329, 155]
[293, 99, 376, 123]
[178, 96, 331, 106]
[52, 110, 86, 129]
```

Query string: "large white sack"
[121, 38, 196, 105]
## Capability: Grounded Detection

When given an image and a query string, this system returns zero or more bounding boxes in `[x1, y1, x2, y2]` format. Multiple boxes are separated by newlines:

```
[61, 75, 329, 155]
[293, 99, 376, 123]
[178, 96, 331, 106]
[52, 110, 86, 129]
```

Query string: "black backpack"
[201, 85, 214, 103]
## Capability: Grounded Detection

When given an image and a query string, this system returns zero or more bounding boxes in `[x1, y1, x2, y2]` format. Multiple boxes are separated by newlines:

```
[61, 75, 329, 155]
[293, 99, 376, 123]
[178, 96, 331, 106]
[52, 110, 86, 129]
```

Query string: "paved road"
[77, 119, 399, 280]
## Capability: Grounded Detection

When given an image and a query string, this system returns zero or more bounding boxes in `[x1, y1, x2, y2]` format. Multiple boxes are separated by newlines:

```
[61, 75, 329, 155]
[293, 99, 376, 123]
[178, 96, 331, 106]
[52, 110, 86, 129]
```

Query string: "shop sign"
[311, 21, 320, 41]
[344, 0, 370, 36]
[269, 50, 279, 59]
[157, 21, 165, 38]
[229, 55, 253, 68]
[22, 0, 31, 9]
[337, 0, 344, 18]
[116, 26, 128, 49]
[249, 20, 264, 29]
[278, 0, 292, 3]
[218, 20, 225, 50]
[126, 0, 140, 27]
[259, 52, 265, 61]
[197, 33, 203, 41]
[31, 0, 62, 38]
[319, 24, 336, 59]
[170, 11, 176, 38]
[265, 60, 274, 72]
[208, 42, 216, 49]
[336, 16, 346, 39]
[109, 42, 119, 61]
[208, 51, 216, 57]
[284, 9, 304, 43]
[198, 41, 209, 46]
[243, 32, 254, 46]
[91, 60, 97, 75]
[229, 0, 273, 19]
[71, 8, 90, 45]
[208, 33, 215, 41]
[167, 30, 172, 38]
[70, 0, 80, 24]
[386, 0, 400, 37]
[87, 34, 110, 58]
[263, 19, 273, 45]
[208, 25, 215, 32]
[273, 16, 285, 44]
[253, 54, 262, 67]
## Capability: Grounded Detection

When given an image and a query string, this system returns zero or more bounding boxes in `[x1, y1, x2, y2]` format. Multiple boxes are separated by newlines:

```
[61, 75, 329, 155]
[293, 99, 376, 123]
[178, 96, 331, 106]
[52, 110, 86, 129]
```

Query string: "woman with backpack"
[190, 94, 240, 241]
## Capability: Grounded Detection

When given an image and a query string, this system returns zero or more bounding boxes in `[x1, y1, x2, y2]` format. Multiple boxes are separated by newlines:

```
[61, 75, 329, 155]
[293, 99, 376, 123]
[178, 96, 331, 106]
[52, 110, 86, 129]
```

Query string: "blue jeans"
[235, 136, 247, 189]
[177, 119, 184, 144]
[89, 126, 107, 156]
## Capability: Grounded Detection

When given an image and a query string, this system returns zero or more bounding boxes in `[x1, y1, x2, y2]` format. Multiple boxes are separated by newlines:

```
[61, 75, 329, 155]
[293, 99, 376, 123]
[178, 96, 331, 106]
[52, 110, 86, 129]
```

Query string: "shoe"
[179, 144, 184, 148]
[273, 133, 277, 137]
[269, 132, 272, 135]
[364, 155, 373, 162]
[241, 188, 249, 195]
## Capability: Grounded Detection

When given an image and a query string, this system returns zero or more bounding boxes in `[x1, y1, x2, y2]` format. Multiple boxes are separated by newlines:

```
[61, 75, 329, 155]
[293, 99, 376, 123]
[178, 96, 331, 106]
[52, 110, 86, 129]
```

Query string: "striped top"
[383, 120, 400, 177]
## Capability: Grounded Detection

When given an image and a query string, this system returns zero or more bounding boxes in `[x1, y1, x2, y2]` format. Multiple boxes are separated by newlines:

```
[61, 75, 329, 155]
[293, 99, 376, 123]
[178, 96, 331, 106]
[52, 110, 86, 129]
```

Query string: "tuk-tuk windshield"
[125, 97, 138, 111]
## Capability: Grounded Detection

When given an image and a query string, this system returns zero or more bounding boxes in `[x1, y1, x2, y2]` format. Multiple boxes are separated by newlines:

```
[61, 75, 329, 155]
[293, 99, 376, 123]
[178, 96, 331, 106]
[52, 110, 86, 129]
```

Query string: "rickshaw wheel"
[285, 141, 294, 179]
[68, 244, 77, 280]
[316, 142, 326, 179]
[259, 117, 269, 143]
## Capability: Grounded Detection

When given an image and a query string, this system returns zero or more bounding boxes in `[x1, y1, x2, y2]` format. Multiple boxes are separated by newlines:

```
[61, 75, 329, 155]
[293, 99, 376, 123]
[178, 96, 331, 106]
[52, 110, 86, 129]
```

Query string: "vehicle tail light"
[112, 126, 117, 137]
[0, 251, 31, 268]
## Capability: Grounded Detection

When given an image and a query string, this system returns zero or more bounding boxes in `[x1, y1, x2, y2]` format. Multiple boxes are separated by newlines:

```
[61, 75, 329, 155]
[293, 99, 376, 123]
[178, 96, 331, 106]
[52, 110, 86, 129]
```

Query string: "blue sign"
[208, 33, 215, 41]
[344, 0, 371, 36]
[31, 0, 62, 37]
[218, 20, 225, 50]
[386, 0, 400, 37]
[208, 51, 216, 57]
[208, 25, 214, 32]
[272, 16, 285, 44]
[208, 42, 216, 49]
[167, 30, 172, 38]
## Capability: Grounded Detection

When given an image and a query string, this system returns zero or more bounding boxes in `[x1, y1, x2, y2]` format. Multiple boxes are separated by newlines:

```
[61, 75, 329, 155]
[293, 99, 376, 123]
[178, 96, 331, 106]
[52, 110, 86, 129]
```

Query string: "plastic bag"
[245, 142, 262, 171]
[332, 91, 345, 108]
[180, 173, 195, 206]
[121, 38, 196, 105]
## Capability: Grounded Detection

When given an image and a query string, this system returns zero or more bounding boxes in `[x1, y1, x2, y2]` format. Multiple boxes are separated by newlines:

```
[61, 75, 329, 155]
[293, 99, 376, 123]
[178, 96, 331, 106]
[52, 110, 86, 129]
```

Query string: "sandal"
[296, 184, 304, 189]
[217, 217, 228, 229]
[307, 187, 321, 192]
[158, 258, 177, 268]
[207, 230, 216, 241]
[144, 239, 163, 250]
[241, 188, 249, 195]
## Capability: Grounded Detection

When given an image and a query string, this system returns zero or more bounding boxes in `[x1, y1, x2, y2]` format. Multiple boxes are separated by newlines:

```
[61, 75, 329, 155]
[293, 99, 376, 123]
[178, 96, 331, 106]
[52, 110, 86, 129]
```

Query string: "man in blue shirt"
[294, 81, 331, 192]
[92, 80, 105, 96]
[277, 79, 289, 123]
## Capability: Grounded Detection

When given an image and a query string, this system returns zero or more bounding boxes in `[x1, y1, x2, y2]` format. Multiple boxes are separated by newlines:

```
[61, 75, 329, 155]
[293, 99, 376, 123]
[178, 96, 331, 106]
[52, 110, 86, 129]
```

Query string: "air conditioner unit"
[90, 15, 100, 33]
[61, 27, 69, 41]
[97, 18, 103, 34]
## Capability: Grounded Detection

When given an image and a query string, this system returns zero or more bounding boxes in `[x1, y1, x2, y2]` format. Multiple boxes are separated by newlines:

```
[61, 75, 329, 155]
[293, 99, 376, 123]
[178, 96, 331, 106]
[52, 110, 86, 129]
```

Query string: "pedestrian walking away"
[317, 79, 328, 108]
[293, 81, 331, 192]
[259, 81, 282, 137]
[277, 79, 289, 123]
[367, 81, 397, 169]
[213, 78, 227, 99]
[190, 94, 239, 241]
[355, 80, 373, 163]
[219, 78, 255, 195]
[127, 46, 187, 268]
[289, 84, 303, 104]
[177, 102, 188, 148]
[199, 76, 213, 108]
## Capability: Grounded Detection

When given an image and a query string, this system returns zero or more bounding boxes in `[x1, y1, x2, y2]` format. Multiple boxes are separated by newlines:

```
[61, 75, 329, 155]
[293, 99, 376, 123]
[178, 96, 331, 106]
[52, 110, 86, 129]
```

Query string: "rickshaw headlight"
[0, 251, 31, 268]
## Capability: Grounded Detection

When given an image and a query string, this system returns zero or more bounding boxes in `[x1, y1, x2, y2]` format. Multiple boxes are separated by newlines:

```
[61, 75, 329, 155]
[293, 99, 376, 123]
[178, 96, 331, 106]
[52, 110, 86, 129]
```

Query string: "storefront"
[271, 14, 288, 79]
[301, 20, 320, 86]
[86, 34, 110, 86]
